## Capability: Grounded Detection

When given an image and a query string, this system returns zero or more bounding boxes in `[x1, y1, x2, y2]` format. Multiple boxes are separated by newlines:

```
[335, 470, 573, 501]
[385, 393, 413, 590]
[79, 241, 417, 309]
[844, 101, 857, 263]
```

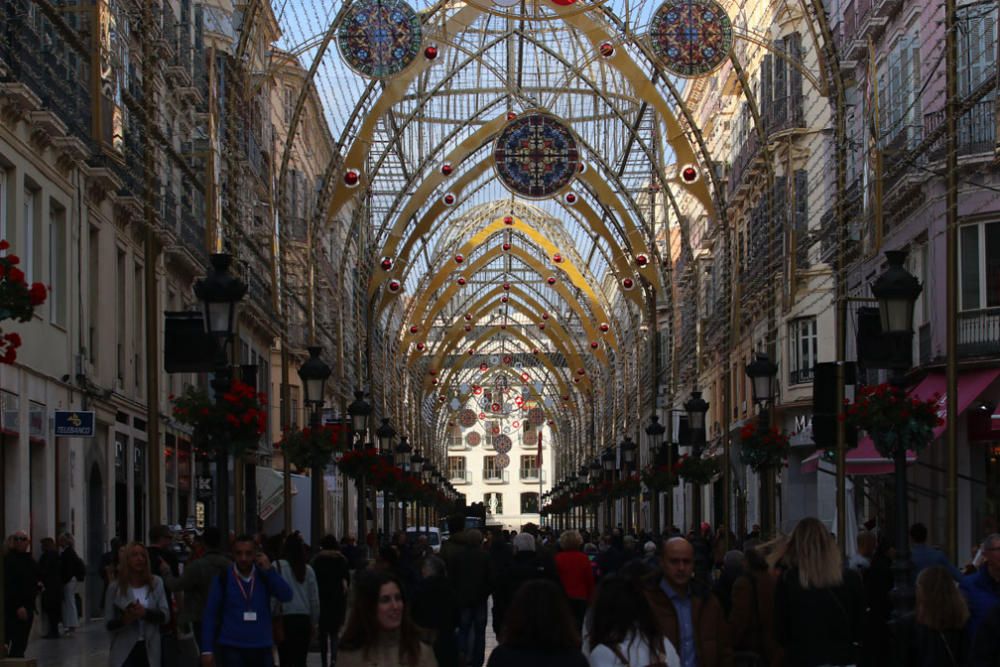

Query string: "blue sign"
[54, 410, 96, 437]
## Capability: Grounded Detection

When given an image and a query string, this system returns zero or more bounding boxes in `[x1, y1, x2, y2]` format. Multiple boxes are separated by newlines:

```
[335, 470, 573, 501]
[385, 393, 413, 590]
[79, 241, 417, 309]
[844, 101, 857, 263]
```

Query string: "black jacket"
[775, 567, 866, 667]
[4, 551, 39, 620]
[412, 574, 460, 667]
[312, 550, 350, 631]
[486, 645, 589, 667]
[904, 618, 966, 667]
[38, 550, 63, 609]
[59, 546, 85, 584]
[971, 604, 1000, 667]
[492, 551, 560, 634]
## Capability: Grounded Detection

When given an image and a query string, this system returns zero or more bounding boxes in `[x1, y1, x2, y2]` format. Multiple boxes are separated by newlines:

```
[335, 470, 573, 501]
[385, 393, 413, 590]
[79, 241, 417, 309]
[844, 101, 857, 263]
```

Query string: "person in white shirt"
[273, 532, 320, 667]
[587, 569, 680, 667]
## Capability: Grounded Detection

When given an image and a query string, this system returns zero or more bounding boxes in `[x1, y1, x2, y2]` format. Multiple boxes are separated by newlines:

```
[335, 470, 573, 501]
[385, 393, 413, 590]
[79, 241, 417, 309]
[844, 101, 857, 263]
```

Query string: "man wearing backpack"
[200, 534, 292, 667]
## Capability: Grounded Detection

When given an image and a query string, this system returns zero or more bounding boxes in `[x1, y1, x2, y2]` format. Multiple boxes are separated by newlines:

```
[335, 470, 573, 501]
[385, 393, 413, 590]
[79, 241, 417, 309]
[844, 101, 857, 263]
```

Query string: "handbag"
[271, 562, 286, 644]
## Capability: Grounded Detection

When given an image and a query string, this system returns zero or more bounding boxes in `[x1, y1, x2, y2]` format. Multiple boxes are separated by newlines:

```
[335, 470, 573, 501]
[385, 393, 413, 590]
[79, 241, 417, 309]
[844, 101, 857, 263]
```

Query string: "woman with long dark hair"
[104, 542, 170, 667]
[312, 534, 351, 667]
[587, 574, 680, 667]
[339, 569, 437, 667]
[274, 532, 321, 667]
[486, 579, 588, 667]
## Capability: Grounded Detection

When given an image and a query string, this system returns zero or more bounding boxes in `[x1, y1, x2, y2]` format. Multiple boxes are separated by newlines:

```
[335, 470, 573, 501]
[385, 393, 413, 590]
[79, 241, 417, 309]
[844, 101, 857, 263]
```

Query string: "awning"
[801, 368, 1000, 475]
[257, 467, 296, 521]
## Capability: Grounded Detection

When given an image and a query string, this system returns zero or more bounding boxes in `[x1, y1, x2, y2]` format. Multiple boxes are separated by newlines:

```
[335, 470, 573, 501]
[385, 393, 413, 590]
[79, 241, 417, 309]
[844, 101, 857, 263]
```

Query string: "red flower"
[6, 254, 19, 265]
[5, 332, 21, 347]
[0, 240, 9, 250]
[200, 407, 210, 416]
[8, 267, 24, 284]
[28, 282, 46, 306]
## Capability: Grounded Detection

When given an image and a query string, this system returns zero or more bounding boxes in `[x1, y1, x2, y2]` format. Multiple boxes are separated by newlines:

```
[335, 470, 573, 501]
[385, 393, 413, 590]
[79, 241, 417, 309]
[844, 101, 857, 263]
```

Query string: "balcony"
[519, 468, 544, 482]
[958, 308, 1000, 358]
[924, 101, 996, 162]
[449, 470, 472, 485]
[764, 95, 806, 135]
[789, 366, 814, 386]
[728, 133, 761, 198]
[482, 469, 510, 484]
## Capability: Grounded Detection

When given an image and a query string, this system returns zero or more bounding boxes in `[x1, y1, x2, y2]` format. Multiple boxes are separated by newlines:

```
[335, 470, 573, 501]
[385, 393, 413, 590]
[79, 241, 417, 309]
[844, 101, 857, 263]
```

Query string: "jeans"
[318, 625, 340, 667]
[457, 601, 488, 667]
[277, 614, 312, 667]
[216, 645, 275, 667]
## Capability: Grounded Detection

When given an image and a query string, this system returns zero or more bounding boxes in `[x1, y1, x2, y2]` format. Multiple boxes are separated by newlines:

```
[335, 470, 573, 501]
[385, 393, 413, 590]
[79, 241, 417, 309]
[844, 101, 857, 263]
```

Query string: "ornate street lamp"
[346, 389, 372, 553]
[646, 414, 667, 533]
[410, 448, 425, 529]
[298, 346, 331, 547]
[348, 390, 372, 438]
[684, 391, 710, 528]
[194, 253, 247, 541]
[872, 250, 922, 649]
[375, 418, 396, 540]
[745, 354, 778, 537]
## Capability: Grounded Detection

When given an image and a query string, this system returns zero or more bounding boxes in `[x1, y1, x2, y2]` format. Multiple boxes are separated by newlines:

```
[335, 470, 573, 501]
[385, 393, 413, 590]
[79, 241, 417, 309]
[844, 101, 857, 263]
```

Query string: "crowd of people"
[5, 516, 1000, 667]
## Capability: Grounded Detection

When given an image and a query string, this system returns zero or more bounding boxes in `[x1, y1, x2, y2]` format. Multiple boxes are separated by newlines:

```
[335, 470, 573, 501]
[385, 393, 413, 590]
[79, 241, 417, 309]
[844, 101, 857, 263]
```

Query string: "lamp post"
[589, 458, 602, 532]
[423, 461, 436, 530]
[872, 250, 922, 657]
[194, 253, 247, 541]
[395, 436, 412, 530]
[619, 436, 637, 532]
[410, 448, 424, 529]
[601, 446, 616, 530]
[684, 391, 709, 529]
[745, 354, 779, 537]
[347, 389, 372, 555]
[376, 418, 396, 542]
[298, 346, 331, 547]
[578, 465, 589, 530]
[646, 415, 666, 534]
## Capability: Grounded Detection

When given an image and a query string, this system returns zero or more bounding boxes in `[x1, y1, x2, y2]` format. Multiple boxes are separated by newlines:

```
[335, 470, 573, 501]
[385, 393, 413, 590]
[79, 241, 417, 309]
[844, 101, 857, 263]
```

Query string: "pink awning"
[800, 368, 1000, 475]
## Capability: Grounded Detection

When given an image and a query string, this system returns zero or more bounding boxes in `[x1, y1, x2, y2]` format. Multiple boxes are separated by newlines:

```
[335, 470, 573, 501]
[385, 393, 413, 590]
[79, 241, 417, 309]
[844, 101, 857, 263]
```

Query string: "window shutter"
[761, 54, 773, 131]
[773, 41, 787, 128]
[795, 170, 810, 268]
[787, 33, 803, 125]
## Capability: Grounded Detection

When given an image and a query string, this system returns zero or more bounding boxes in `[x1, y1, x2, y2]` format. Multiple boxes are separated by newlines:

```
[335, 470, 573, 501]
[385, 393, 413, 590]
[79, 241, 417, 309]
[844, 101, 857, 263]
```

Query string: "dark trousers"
[217, 644, 275, 667]
[457, 601, 488, 667]
[568, 598, 587, 635]
[5, 611, 34, 657]
[318, 623, 341, 667]
[277, 614, 312, 667]
[42, 599, 61, 636]
[122, 640, 150, 667]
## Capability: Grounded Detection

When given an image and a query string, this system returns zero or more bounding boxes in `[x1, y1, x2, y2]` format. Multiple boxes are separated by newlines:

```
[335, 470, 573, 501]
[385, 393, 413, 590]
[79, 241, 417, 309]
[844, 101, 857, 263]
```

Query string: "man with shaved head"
[644, 537, 733, 667]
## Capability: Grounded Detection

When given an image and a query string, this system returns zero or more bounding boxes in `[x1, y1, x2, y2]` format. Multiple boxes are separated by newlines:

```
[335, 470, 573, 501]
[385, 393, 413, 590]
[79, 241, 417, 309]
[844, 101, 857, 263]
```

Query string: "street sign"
[196, 475, 214, 500]
[53, 410, 95, 437]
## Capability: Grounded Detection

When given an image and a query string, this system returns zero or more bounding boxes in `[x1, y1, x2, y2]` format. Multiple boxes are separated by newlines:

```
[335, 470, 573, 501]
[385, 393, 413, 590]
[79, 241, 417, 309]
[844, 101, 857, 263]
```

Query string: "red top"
[554, 550, 596, 601]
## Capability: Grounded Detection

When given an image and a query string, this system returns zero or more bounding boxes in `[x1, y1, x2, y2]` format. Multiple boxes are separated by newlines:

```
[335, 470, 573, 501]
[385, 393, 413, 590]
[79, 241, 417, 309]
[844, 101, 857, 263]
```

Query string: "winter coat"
[554, 550, 595, 602]
[105, 576, 170, 667]
[163, 549, 231, 628]
[492, 551, 560, 634]
[38, 550, 63, 610]
[902, 617, 966, 667]
[486, 645, 588, 667]
[4, 551, 39, 622]
[440, 530, 491, 609]
[59, 546, 85, 584]
[338, 631, 438, 667]
[644, 578, 734, 667]
[961, 565, 1000, 641]
[312, 549, 350, 631]
[774, 567, 865, 667]
[728, 570, 780, 665]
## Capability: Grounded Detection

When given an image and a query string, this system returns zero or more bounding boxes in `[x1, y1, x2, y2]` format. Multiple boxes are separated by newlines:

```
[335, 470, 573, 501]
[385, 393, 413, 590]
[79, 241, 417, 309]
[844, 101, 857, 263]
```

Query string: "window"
[116, 249, 126, 384]
[960, 221, 1000, 310]
[22, 186, 36, 283]
[49, 201, 66, 325]
[483, 456, 502, 480]
[447, 456, 466, 482]
[283, 86, 295, 123]
[519, 455, 539, 480]
[134, 262, 144, 391]
[447, 426, 462, 449]
[0, 173, 6, 251]
[520, 492, 539, 514]
[485, 421, 499, 449]
[789, 317, 818, 385]
[484, 492, 503, 515]
[957, 3, 997, 97]
[877, 33, 921, 149]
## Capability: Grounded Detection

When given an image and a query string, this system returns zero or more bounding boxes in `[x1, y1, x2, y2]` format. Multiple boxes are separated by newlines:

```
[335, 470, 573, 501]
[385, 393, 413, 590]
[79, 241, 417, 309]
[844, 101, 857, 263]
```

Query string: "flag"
[536, 430, 543, 467]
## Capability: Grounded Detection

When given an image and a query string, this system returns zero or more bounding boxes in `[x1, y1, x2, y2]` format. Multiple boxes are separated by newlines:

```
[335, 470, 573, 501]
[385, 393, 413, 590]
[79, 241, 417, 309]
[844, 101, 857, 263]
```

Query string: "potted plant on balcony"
[0, 242, 47, 363]
[674, 454, 721, 486]
[738, 421, 791, 472]
[171, 380, 267, 456]
[843, 382, 942, 458]
[276, 423, 347, 470]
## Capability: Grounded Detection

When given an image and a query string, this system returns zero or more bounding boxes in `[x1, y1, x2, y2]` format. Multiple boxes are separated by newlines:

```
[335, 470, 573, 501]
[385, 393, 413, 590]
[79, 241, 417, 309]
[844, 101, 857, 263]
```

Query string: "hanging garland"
[0, 241, 48, 364]
[675, 454, 721, 485]
[738, 421, 791, 472]
[171, 380, 267, 456]
[844, 382, 942, 458]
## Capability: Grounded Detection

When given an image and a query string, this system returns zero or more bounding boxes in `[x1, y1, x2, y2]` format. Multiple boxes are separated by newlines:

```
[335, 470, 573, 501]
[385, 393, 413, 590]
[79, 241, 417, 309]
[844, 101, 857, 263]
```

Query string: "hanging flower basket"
[844, 382, 942, 458]
[0, 242, 48, 364]
[610, 475, 640, 499]
[675, 454, 721, 485]
[394, 475, 426, 502]
[277, 424, 348, 470]
[336, 447, 383, 481]
[572, 485, 604, 507]
[642, 464, 678, 491]
[171, 380, 267, 456]
[368, 457, 404, 492]
[739, 421, 791, 472]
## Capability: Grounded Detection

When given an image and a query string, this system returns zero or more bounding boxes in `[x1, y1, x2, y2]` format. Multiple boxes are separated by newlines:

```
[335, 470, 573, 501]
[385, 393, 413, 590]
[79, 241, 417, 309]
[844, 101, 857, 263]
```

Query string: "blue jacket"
[910, 544, 962, 582]
[201, 564, 293, 654]
[960, 566, 1000, 639]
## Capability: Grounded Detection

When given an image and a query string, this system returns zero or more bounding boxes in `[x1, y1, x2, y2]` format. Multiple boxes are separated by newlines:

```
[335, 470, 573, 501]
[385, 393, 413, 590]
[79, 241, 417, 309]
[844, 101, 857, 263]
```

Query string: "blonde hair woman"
[772, 517, 865, 667]
[907, 566, 968, 666]
[104, 542, 170, 667]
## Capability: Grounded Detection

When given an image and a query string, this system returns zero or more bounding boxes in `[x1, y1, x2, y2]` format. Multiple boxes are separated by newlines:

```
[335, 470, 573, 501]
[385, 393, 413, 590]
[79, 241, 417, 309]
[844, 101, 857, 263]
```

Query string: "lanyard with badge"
[233, 565, 258, 622]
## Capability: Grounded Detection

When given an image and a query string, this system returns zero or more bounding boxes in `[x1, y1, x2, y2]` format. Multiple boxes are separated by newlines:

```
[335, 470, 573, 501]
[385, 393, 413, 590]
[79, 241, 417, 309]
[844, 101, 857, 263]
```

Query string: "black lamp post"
[745, 354, 779, 537]
[578, 465, 589, 530]
[194, 253, 247, 541]
[376, 418, 396, 541]
[646, 414, 666, 534]
[423, 461, 436, 530]
[589, 458, 602, 530]
[619, 436, 637, 532]
[298, 346, 331, 548]
[684, 391, 709, 529]
[410, 448, 424, 529]
[601, 446, 616, 529]
[872, 250, 922, 655]
[347, 389, 372, 554]
[395, 436, 412, 530]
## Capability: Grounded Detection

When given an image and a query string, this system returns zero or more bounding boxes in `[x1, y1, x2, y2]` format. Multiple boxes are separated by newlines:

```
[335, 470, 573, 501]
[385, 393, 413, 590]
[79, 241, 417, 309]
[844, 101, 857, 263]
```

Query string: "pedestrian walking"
[493, 532, 560, 637]
[104, 542, 171, 667]
[644, 537, 732, 667]
[101, 537, 123, 613]
[58, 532, 86, 635]
[312, 535, 351, 667]
[338, 569, 437, 667]
[713, 550, 745, 617]
[903, 565, 968, 667]
[39, 537, 63, 638]
[200, 534, 294, 667]
[274, 532, 321, 667]
[587, 573, 681, 667]
[728, 547, 779, 667]
[909, 523, 962, 582]
[162, 526, 231, 657]
[149, 525, 180, 667]
[772, 517, 865, 667]
[410, 555, 459, 667]
[486, 579, 588, 667]
[3, 531, 39, 658]
[962, 533, 1000, 643]
[554, 530, 595, 633]
[440, 520, 491, 667]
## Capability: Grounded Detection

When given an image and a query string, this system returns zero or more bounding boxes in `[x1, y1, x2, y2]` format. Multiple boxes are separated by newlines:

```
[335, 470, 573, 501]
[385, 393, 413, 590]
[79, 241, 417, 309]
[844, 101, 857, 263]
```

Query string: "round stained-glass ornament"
[495, 453, 511, 469]
[338, 0, 423, 80]
[648, 0, 733, 78]
[466, 431, 481, 447]
[494, 435, 512, 455]
[458, 408, 478, 428]
[493, 112, 580, 199]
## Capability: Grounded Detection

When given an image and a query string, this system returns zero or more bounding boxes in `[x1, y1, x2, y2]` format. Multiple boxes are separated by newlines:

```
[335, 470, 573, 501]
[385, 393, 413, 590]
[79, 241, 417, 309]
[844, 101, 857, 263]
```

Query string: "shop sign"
[54, 410, 96, 437]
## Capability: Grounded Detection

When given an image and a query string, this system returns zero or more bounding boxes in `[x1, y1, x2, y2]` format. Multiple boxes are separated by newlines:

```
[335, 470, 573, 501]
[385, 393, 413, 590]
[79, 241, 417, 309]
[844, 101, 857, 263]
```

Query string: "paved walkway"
[23, 611, 499, 666]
